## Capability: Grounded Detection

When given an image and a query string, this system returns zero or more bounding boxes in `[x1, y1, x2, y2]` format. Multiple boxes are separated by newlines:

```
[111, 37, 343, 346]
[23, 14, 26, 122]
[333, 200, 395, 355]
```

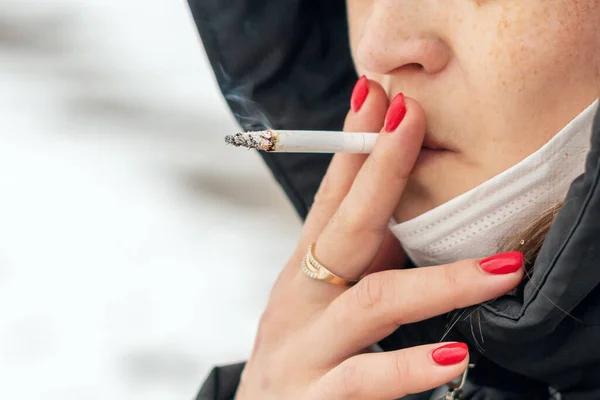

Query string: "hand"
[235, 79, 524, 400]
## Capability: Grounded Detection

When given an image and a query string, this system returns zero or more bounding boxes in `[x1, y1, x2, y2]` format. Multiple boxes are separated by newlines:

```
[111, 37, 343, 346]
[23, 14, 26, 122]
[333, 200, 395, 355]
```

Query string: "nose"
[355, 5, 451, 75]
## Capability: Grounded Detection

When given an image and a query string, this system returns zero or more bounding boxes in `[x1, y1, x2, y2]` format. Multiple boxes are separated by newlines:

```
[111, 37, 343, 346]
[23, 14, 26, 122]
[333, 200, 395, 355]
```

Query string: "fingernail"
[384, 93, 407, 132]
[351, 75, 369, 113]
[432, 343, 468, 366]
[480, 252, 524, 275]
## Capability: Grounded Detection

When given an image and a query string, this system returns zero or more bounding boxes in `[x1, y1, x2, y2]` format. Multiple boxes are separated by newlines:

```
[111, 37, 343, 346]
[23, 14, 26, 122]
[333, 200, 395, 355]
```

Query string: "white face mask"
[390, 100, 599, 267]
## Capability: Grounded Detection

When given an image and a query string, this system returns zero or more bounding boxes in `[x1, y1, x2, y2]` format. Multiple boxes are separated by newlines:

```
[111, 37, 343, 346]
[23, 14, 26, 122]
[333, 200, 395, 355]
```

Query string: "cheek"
[444, 0, 600, 172]
[479, 2, 599, 94]
[459, 1, 600, 141]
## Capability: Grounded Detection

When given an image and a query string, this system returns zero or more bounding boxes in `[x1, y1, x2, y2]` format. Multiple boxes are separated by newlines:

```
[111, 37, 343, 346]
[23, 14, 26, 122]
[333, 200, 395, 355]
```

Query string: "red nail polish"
[432, 343, 468, 366]
[480, 252, 524, 275]
[384, 93, 407, 132]
[351, 76, 369, 112]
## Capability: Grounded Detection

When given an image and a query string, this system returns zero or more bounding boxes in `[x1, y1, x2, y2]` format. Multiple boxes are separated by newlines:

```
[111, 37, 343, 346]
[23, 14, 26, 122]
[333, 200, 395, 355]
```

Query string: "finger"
[308, 252, 524, 361]
[315, 95, 426, 280]
[285, 79, 388, 301]
[317, 343, 469, 400]
[299, 77, 389, 247]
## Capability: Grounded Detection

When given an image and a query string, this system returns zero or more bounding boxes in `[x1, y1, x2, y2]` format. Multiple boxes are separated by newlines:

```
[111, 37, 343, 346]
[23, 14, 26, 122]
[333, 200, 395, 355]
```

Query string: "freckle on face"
[347, 0, 600, 220]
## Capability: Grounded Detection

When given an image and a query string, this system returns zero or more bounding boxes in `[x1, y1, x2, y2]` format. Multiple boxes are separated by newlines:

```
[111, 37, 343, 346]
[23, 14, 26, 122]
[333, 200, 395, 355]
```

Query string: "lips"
[385, 92, 453, 151]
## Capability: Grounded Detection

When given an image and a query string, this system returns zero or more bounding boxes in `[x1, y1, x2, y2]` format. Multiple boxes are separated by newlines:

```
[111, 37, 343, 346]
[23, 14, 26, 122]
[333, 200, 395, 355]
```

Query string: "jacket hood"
[188, 1, 600, 397]
[189, 1, 352, 218]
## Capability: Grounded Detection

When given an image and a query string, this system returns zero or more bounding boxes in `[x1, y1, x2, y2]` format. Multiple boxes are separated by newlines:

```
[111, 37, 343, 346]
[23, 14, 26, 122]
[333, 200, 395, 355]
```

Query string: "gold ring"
[301, 243, 360, 287]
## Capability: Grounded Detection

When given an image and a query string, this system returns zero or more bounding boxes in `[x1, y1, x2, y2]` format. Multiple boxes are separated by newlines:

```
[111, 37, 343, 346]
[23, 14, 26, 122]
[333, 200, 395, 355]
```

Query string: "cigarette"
[224, 130, 378, 153]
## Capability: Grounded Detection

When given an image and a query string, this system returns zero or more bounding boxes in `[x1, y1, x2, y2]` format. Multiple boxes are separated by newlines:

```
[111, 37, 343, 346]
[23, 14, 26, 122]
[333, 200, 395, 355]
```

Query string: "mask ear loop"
[440, 363, 475, 400]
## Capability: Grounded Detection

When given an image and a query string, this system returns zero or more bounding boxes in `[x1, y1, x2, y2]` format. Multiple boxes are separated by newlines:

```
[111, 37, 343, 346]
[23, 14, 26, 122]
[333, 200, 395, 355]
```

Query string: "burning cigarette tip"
[224, 133, 250, 148]
[224, 130, 275, 151]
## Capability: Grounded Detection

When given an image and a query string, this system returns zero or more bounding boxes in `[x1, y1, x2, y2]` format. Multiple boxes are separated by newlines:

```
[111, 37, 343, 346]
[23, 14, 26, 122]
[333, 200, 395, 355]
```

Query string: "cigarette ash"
[224, 130, 275, 151]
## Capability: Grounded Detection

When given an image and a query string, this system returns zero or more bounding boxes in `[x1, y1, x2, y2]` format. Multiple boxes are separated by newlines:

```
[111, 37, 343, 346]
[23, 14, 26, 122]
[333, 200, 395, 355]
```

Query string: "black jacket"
[189, 1, 600, 398]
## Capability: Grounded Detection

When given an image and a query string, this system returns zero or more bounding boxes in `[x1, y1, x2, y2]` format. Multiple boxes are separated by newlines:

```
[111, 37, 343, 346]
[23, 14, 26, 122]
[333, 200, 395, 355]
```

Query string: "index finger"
[299, 78, 390, 246]
[279, 79, 389, 300]
[315, 95, 426, 278]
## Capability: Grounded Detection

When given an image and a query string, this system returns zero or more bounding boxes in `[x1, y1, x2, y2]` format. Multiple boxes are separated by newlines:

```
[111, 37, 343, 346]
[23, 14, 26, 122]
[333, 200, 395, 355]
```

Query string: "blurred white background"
[0, 1, 300, 399]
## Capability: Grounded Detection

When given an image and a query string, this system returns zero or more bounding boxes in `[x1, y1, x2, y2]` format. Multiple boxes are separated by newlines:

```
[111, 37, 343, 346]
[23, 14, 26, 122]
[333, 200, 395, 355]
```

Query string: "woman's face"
[347, 0, 600, 221]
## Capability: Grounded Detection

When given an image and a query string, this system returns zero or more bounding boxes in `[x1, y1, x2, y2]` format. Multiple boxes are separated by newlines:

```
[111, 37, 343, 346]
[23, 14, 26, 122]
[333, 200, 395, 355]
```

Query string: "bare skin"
[232, 2, 600, 397]
[346, 0, 600, 221]
[234, 81, 524, 400]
